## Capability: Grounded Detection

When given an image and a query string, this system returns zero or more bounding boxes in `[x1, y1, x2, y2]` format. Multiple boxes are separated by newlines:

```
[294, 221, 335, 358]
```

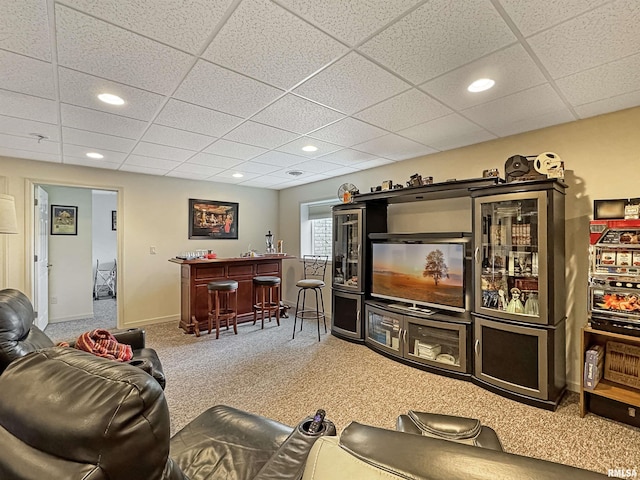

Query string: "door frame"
[24, 178, 124, 328]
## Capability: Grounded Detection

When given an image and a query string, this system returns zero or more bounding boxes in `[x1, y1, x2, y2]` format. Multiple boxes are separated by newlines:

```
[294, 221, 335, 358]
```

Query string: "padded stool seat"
[293, 255, 328, 342]
[253, 276, 281, 329]
[206, 280, 238, 339]
[396, 411, 503, 451]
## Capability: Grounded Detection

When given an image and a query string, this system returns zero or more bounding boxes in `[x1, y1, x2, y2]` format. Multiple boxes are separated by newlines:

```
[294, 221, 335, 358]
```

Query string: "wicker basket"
[604, 341, 640, 390]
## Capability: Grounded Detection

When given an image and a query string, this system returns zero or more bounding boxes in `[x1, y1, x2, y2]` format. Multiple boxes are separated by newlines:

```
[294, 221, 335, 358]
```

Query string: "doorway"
[31, 183, 119, 339]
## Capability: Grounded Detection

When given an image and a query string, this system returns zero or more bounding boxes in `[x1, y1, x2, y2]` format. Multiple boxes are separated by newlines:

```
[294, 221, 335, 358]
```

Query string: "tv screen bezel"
[368, 232, 472, 314]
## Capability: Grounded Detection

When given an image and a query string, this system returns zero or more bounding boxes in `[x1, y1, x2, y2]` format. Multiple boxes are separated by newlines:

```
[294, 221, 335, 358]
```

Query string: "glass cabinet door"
[366, 306, 401, 354]
[474, 191, 548, 325]
[406, 319, 467, 373]
[333, 208, 362, 292]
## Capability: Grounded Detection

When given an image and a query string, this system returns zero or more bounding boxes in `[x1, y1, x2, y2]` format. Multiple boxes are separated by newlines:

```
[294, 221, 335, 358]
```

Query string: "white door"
[34, 186, 49, 331]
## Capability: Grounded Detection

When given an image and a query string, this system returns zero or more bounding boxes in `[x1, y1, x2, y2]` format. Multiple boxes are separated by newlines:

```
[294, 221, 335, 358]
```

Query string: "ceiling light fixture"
[302, 145, 318, 152]
[287, 170, 304, 177]
[232, 173, 244, 178]
[467, 78, 495, 93]
[98, 93, 125, 105]
[86, 152, 104, 159]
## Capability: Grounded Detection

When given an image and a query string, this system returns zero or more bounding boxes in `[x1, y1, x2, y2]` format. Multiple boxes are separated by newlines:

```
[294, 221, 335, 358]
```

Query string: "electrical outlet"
[150, 246, 157, 255]
[51, 297, 57, 304]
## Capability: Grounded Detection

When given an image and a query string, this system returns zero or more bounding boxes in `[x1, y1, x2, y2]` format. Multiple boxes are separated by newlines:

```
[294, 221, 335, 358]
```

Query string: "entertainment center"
[331, 177, 567, 410]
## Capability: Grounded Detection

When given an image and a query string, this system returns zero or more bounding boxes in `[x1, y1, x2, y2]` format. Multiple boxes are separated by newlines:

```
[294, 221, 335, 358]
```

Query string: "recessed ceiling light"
[232, 173, 244, 178]
[86, 152, 104, 159]
[98, 93, 125, 105]
[287, 170, 304, 177]
[467, 78, 495, 93]
[302, 145, 318, 152]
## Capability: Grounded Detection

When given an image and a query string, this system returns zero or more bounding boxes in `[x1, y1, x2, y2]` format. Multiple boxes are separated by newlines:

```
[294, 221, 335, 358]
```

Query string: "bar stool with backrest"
[293, 255, 328, 341]
[252, 276, 281, 329]
[207, 280, 239, 339]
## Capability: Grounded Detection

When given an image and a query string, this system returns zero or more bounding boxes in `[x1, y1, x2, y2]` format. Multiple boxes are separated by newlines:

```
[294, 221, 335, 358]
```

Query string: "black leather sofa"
[0, 347, 606, 479]
[0, 288, 165, 388]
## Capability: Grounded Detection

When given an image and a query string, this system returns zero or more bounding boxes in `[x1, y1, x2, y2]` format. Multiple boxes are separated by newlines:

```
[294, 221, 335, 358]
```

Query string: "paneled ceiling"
[1, 0, 639, 189]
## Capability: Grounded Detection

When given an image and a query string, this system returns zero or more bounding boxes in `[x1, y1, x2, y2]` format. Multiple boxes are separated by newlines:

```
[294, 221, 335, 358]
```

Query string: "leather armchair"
[0, 288, 165, 388]
[0, 347, 606, 480]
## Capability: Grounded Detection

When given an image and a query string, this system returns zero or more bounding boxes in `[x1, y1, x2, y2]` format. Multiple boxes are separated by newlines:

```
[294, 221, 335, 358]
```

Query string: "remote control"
[307, 409, 326, 434]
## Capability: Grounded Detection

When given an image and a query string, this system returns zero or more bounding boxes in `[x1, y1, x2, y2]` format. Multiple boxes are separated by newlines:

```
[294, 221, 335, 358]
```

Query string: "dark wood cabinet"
[170, 256, 293, 334]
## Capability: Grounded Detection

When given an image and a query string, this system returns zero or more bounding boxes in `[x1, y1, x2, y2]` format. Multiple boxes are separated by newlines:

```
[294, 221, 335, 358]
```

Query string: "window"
[301, 199, 340, 257]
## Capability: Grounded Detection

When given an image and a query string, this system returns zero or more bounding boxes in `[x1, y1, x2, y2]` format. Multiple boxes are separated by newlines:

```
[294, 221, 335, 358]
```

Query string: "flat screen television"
[370, 233, 471, 313]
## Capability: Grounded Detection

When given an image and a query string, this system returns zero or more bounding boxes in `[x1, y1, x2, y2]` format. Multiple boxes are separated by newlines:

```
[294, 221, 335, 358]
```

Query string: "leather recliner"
[0, 347, 606, 480]
[0, 288, 165, 389]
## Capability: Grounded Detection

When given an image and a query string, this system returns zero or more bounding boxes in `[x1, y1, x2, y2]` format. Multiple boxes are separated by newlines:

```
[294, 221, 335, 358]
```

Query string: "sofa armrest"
[110, 328, 146, 350]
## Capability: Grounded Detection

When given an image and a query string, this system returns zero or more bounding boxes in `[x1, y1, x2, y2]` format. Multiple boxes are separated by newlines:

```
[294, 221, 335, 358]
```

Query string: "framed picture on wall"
[112, 210, 117, 231]
[51, 205, 78, 235]
[189, 199, 238, 239]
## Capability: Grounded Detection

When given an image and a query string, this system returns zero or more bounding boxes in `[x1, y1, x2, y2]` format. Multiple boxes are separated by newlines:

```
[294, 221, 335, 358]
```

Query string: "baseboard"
[120, 314, 180, 329]
[49, 312, 95, 323]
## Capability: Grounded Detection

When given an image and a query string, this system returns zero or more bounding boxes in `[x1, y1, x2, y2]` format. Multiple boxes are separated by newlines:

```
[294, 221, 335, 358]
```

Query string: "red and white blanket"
[70, 329, 133, 362]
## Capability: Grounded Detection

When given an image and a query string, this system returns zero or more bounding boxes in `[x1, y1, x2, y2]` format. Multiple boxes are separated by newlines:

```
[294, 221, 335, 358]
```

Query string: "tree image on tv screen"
[423, 250, 449, 286]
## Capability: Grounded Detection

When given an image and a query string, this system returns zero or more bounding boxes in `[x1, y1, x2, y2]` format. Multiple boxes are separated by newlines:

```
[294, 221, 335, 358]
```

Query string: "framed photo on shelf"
[51, 205, 78, 236]
[112, 210, 117, 231]
[189, 199, 238, 239]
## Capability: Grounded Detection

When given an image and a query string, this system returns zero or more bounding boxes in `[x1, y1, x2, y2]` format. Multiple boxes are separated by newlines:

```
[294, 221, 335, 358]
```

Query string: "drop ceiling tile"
[60, 0, 234, 53]
[124, 155, 181, 170]
[267, 167, 322, 179]
[317, 148, 379, 165]
[398, 113, 496, 151]
[63, 144, 127, 163]
[61, 104, 147, 139]
[278, 0, 422, 46]
[238, 175, 290, 188]
[170, 163, 224, 177]
[141, 124, 215, 151]
[354, 89, 452, 132]
[211, 171, 260, 182]
[319, 165, 358, 177]
[0, 132, 59, 154]
[0, 147, 59, 163]
[165, 171, 205, 180]
[360, 0, 515, 84]
[174, 60, 283, 118]
[0, 50, 54, 99]
[55, 5, 194, 95]
[58, 68, 165, 121]
[287, 159, 344, 174]
[187, 153, 244, 169]
[556, 53, 640, 107]
[294, 52, 410, 114]
[352, 157, 394, 170]
[0, 116, 60, 141]
[353, 134, 436, 161]
[309, 117, 387, 147]
[155, 99, 243, 138]
[0, 0, 51, 60]
[252, 94, 344, 134]
[230, 161, 280, 175]
[574, 90, 640, 119]
[119, 164, 170, 175]
[527, 0, 640, 79]
[0, 90, 57, 124]
[132, 142, 195, 162]
[419, 44, 548, 111]
[62, 127, 135, 153]
[203, 139, 266, 160]
[223, 121, 299, 149]
[276, 136, 341, 158]
[63, 157, 120, 169]
[251, 151, 307, 168]
[463, 85, 574, 137]
[203, 0, 347, 89]
[499, 0, 609, 37]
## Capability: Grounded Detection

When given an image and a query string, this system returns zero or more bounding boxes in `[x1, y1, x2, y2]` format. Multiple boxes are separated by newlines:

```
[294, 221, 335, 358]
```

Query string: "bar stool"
[252, 276, 281, 329]
[293, 255, 328, 342]
[207, 280, 238, 339]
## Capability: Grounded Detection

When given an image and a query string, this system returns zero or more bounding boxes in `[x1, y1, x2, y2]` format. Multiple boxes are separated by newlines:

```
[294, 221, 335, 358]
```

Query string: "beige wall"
[279, 106, 640, 392]
[1, 157, 279, 328]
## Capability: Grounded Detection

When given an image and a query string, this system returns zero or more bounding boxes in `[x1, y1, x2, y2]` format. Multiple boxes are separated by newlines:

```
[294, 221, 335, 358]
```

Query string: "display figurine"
[506, 287, 525, 314]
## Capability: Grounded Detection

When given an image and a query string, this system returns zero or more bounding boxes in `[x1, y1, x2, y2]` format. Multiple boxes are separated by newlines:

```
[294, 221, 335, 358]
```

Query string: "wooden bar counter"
[169, 255, 295, 334]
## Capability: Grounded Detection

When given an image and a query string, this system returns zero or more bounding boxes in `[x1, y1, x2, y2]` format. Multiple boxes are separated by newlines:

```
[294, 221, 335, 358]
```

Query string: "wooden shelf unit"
[580, 325, 640, 418]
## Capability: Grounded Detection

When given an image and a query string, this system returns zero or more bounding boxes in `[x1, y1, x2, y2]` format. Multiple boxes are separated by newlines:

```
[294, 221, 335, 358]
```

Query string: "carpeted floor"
[45, 298, 117, 343]
[133, 316, 640, 475]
